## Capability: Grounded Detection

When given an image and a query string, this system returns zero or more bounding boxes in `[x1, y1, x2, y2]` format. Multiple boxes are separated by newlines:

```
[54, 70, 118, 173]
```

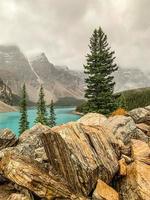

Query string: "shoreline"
[0, 101, 18, 113]
[72, 110, 84, 116]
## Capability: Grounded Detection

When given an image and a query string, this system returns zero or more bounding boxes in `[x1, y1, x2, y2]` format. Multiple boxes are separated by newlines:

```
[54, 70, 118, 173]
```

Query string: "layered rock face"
[0, 78, 12, 105]
[43, 122, 119, 196]
[0, 106, 150, 199]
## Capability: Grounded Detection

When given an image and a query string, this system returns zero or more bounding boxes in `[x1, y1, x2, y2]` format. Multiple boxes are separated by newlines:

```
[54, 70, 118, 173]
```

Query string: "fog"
[0, 0, 149, 70]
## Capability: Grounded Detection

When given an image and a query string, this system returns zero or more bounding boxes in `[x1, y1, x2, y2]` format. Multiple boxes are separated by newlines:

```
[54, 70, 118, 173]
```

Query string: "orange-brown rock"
[42, 122, 119, 196]
[0, 152, 84, 200]
[92, 180, 119, 200]
[118, 158, 127, 176]
[0, 129, 17, 151]
[7, 193, 32, 200]
[119, 161, 150, 200]
[131, 139, 150, 164]
[118, 140, 150, 200]
[78, 113, 107, 126]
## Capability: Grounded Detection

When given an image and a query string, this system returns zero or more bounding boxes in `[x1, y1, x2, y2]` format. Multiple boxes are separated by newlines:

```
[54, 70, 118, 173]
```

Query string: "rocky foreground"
[0, 107, 150, 200]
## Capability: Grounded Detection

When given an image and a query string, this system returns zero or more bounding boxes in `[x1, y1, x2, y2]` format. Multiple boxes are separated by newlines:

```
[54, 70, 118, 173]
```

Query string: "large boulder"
[42, 122, 119, 196]
[0, 129, 17, 151]
[103, 116, 137, 144]
[92, 180, 119, 200]
[129, 107, 150, 124]
[118, 140, 150, 200]
[78, 113, 107, 126]
[0, 152, 85, 200]
[0, 124, 50, 166]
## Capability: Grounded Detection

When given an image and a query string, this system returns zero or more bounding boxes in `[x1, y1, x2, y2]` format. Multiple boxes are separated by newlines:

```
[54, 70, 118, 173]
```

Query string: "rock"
[118, 140, 150, 200]
[0, 124, 50, 168]
[131, 139, 150, 164]
[134, 128, 149, 143]
[0, 129, 17, 151]
[103, 116, 137, 144]
[7, 193, 32, 200]
[0, 184, 14, 200]
[42, 122, 119, 196]
[118, 158, 127, 176]
[92, 180, 119, 200]
[136, 123, 150, 137]
[119, 161, 150, 200]
[129, 107, 150, 124]
[16, 123, 50, 160]
[34, 147, 48, 163]
[121, 154, 133, 164]
[0, 152, 84, 200]
[78, 113, 107, 126]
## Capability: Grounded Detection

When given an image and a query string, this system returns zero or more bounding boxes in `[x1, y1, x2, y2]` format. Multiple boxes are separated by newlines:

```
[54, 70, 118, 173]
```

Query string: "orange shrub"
[111, 108, 127, 116]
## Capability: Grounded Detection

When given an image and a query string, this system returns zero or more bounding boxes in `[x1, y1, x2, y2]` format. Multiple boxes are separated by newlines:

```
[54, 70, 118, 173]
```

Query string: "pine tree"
[48, 100, 56, 127]
[84, 27, 118, 115]
[35, 85, 48, 125]
[19, 83, 29, 135]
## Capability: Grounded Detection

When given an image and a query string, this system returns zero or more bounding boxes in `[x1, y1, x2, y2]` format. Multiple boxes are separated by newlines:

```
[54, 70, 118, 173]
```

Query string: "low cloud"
[0, 0, 149, 70]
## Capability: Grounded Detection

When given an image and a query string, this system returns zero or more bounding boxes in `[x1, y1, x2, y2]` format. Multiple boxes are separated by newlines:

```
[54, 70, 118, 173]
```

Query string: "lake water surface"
[0, 107, 80, 136]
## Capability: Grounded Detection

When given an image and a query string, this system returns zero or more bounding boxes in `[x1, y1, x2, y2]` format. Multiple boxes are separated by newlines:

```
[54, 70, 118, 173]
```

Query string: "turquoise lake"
[0, 107, 80, 136]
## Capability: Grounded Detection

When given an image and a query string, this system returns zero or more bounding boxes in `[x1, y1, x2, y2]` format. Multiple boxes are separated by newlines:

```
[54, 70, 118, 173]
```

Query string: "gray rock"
[103, 116, 137, 144]
[129, 108, 150, 124]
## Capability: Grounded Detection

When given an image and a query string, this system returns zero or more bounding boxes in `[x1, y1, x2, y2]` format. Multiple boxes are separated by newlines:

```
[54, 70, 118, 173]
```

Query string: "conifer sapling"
[48, 100, 56, 127]
[19, 83, 29, 135]
[35, 85, 48, 125]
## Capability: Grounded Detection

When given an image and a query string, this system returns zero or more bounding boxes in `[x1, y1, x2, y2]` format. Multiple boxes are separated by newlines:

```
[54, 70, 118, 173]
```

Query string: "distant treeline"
[55, 97, 85, 107]
[76, 87, 150, 113]
[117, 87, 150, 111]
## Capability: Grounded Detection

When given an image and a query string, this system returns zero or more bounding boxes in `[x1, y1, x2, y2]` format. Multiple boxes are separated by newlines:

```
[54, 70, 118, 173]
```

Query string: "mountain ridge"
[0, 45, 84, 103]
[0, 45, 150, 104]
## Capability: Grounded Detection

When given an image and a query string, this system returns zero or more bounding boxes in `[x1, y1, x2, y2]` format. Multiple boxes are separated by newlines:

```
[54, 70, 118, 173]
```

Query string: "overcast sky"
[0, 0, 149, 70]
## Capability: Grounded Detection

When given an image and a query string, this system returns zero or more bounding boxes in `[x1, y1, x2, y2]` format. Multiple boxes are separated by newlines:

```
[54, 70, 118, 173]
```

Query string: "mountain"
[0, 46, 84, 103]
[0, 78, 12, 105]
[0, 45, 38, 103]
[114, 67, 150, 92]
[30, 53, 84, 101]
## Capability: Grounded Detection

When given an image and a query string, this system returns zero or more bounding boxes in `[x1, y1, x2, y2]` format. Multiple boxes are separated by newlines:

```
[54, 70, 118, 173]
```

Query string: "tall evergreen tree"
[48, 100, 56, 127]
[35, 85, 48, 125]
[84, 27, 118, 115]
[19, 83, 29, 135]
